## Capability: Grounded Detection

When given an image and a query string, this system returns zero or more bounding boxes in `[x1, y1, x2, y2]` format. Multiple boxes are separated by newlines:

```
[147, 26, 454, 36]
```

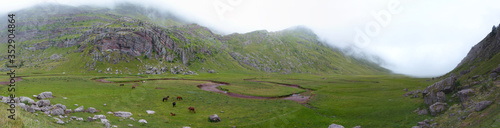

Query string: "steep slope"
[408, 24, 500, 128]
[0, 4, 388, 75]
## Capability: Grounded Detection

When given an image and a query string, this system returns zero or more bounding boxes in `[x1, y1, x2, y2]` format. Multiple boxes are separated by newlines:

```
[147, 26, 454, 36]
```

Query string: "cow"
[170, 112, 176, 116]
[120, 84, 124, 86]
[188, 107, 196, 113]
[132, 85, 136, 89]
[172, 102, 176, 107]
[176, 96, 183, 100]
[162, 96, 170, 102]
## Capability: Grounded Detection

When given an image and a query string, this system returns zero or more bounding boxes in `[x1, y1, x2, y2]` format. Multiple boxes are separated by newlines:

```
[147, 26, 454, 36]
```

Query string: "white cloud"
[1, 0, 500, 77]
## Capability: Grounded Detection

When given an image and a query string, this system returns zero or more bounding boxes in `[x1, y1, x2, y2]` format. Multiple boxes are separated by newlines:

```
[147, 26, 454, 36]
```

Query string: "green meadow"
[0, 72, 433, 128]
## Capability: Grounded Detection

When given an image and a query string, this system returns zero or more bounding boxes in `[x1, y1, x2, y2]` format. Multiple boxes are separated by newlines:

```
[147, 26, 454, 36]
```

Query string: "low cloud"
[2, 0, 500, 77]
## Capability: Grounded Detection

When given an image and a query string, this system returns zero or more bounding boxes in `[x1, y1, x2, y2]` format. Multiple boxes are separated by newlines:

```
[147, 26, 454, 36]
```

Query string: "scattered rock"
[138, 119, 147, 124]
[146, 110, 155, 114]
[130, 117, 135, 121]
[94, 115, 107, 119]
[353, 126, 362, 128]
[128, 124, 133, 127]
[19, 96, 35, 104]
[403, 88, 408, 92]
[114, 111, 133, 118]
[36, 100, 51, 107]
[475, 101, 493, 111]
[414, 108, 429, 115]
[423, 74, 457, 105]
[74, 106, 84, 112]
[74, 104, 78, 106]
[101, 119, 110, 123]
[209, 114, 221, 122]
[429, 102, 447, 116]
[107, 111, 113, 114]
[65, 109, 72, 114]
[50, 54, 61, 60]
[87, 116, 95, 122]
[208, 69, 215, 73]
[328, 123, 345, 128]
[37, 92, 53, 99]
[86, 107, 96, 113]
[458, 89, 474, 106]
[54, 117, 64, 124]
[76, 118, 83, 121]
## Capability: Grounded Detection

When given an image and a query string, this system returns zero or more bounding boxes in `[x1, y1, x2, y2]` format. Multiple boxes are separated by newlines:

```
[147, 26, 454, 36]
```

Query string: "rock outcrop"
[423, 74, 457, 105]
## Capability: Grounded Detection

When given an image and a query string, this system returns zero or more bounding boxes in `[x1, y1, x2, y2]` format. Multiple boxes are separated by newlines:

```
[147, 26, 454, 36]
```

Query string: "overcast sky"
[2, 0, 500, 77]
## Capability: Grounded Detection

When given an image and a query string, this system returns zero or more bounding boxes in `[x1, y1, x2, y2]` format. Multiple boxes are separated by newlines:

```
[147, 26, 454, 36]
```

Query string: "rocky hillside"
[0, 4, 388, 75]
[406, 24, 500, 128]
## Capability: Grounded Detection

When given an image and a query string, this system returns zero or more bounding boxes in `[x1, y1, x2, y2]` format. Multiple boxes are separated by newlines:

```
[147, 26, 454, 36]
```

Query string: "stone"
[50, 54, 61, 60]
[94, 115, 107, 119]
[86, 107, 97, 113]
[128, 124, 133, 127]
[37, 92, 53, 99]
[416, 108, 429, 115]
[138, 119, 147, 124]
[208, 69, 215, 73]
[76, 118, 83, 121]
[114, 111, 133, 118]
[54, 117, 64, 124]
[423, 74, 457, 105]
[65, 109, 72, 114]
[26, 106, 35, 113]
[429, 102, 447, 116]
[50, 108, 65, 116]
[328, 123, 345, 128]
[353, 126, 362, 128]
[411, 126, 421, 128]
[74, 106, 84, 112]
[19, 96, 35, 104]
[104, 122, 111, 128]
[209, 114, 221, 122]
[71, 116, 77, 120]
[36, 100, 51, 107]
[146, 110, 155, 114]
[458, 89, 474, 102]
[101, 119, 110, 123]
[87, 116, 95, 122]
[107, 111, 113, 114]
[475, 101, 493, 111]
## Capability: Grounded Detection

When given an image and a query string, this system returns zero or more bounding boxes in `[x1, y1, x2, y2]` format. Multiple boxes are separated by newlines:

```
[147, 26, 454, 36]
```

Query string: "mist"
[2, 0, 500, 77]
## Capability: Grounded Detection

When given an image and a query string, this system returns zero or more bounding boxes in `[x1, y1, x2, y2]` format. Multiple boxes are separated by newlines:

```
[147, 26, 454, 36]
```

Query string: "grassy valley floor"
[0, 72, 433, 127]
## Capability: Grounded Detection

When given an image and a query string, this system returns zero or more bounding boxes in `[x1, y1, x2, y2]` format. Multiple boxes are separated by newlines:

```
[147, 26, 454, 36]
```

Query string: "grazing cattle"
[176, 96, 183, 100]
[188, 107, 196, 113]
[132, 86, 136, 89]
[162, 96, 170, 102]
[170, 112, 176, 116]
[120, 84, 124, 86]
[172, 102, 176, 107]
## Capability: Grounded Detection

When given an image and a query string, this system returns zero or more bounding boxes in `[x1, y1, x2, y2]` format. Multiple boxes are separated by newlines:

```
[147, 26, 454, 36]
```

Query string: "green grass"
[0, 73, 432, 128]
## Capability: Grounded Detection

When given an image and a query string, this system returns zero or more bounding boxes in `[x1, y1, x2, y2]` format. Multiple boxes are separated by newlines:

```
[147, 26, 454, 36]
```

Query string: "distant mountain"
[0, 4, 388, 75]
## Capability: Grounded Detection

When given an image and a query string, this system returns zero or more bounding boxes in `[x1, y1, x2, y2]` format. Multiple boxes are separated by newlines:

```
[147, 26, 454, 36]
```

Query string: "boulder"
[209, 114, 221, 122]
[492, 64, 500, 73]
[328, 123, 345, 128]
[416, 108, 429, 115]
[475, 101, 492, 111]
[436, 91, 446, 102]
[423, 74, 457, 105]
[37, 92, 53, 99]
[94, 115, 107, 119]
[429, 102, 447, 116]
[86, 107, 96, 113]
[458, 89, 474, 102]
[74, 106, 84, 112]
[54, 117, 64, 124]
[65, 109, 72, 114]
[101, 119, 110, 123]
[138, 119, 147, 124]
[87, 116, 95, 122]
[114, 111, 133, 118]
[19, 96, 35, 104]
[26, 106, 35, 113]
[146, 110, 155, 114]
[208, 69, 215, 73]
[50, 108, 65, 116]
[76, 118, 84, 121]
[18, 103, 26, 110]
[36, 100, 51, 107]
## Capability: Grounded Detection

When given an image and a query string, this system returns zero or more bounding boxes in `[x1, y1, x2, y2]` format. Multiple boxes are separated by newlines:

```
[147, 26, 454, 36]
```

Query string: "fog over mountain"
[2, 0, 500, 77]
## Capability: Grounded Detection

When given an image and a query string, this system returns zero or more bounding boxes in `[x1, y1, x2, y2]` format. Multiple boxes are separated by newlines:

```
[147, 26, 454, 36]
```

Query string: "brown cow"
[170, 112, 176, 116]
[120, 84, 124, 86]
[162, 96, 170, 102]
[176, 96, 183, 100]
[132, 85, 136, 89]
[188, 107, 196, 113]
